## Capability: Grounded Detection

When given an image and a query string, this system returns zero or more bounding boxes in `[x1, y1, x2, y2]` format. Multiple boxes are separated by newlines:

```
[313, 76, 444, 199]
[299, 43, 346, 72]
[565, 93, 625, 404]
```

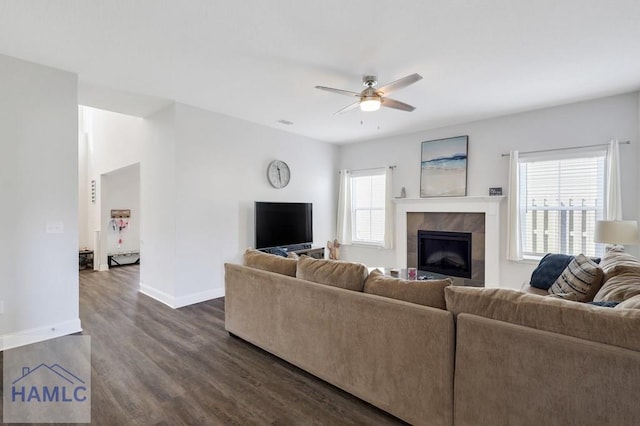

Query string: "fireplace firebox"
[418, 230, 472, 278]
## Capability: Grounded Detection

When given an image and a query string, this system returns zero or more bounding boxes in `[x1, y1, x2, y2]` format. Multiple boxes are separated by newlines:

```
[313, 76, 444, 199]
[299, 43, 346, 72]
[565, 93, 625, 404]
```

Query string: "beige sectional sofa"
[225, 251, 455, 425]
[225, 248, 640, 425]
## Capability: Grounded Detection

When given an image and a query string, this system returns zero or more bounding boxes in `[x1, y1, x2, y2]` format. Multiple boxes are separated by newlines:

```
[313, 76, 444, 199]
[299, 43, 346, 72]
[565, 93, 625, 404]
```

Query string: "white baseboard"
[139, 283, 224, 309]
[1, 319, 83, 351]
[138, 283, 175, 308]
[174, 288, 224, 308]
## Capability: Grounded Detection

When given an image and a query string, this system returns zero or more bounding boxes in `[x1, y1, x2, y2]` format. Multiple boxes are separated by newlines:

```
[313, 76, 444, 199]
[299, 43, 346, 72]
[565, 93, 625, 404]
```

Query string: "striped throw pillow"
[548, 254, 604, 302]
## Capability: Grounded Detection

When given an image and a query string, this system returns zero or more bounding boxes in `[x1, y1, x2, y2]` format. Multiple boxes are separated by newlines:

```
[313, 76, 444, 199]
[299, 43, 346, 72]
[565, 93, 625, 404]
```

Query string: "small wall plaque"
[111, 209, 131, 218]
[489, 187, 503, 196]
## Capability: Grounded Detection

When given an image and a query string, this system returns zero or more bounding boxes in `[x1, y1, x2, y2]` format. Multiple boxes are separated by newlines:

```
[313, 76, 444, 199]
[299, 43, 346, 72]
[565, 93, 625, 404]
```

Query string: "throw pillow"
[588, 301, 620, 308]
[594, 272, 640, 303]
[296, 255, 368, 292]
[615, 294, 640, 310]
[548, 254, 604, 302]
[598, 246, 640, 278]
[593, 247, 640, 303]
[243, 248, 297, 277]
[529, 253, 574, 290]
[363, 269, 453, 310]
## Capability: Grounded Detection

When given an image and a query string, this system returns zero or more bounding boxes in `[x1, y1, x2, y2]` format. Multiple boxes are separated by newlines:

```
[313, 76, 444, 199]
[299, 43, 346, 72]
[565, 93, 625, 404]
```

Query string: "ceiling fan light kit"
[360, 97, 381, 111]
[315, 73, 422, 115]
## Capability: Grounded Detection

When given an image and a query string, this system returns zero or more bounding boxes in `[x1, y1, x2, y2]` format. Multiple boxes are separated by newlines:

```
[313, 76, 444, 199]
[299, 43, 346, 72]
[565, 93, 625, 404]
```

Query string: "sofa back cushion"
[445, 286, 640, 352]
[243, 248, 297, 277]
[296, 255, 368, 291]
[363, 269, 452, 309]
[593, 247, 640, 303]
[547, 254, 604, 302]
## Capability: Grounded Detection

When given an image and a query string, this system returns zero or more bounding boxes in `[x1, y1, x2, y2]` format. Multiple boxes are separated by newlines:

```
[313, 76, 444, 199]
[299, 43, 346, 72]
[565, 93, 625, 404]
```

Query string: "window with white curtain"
[350, 169, 386, 244]
[518, 147, 606, 258]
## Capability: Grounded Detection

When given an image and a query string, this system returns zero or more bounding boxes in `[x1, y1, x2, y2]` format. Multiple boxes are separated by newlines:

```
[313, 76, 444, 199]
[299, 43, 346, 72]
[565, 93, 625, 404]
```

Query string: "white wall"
[139, 104, 177, 304]
[339, 92, 640, 288]
[141, 103, 338, 307]
[0, 54, 81, 349]
[78, 114, 90, 249]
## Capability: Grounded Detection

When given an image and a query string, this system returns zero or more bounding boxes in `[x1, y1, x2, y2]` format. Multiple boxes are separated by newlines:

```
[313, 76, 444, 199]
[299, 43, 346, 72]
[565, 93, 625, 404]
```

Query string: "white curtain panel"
[506, 150, 523, 261]
[605, 139, 623, 220]
[336, 169, 352, 244]
[383, 166, 394, 249]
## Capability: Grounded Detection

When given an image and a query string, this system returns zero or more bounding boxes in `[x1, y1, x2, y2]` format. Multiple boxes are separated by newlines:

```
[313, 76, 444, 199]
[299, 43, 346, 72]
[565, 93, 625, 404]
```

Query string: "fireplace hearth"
[418, 230, 472, 279]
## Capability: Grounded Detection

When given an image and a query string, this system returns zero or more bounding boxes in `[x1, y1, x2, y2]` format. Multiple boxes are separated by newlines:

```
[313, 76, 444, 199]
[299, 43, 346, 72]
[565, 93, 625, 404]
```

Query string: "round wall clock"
[267, 160, 291, 188]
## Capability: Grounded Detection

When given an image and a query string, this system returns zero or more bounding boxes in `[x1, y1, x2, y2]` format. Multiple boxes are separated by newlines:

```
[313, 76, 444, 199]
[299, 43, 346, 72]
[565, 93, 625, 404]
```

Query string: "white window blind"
[350, 169, 386, 244]
[519, 148, 606, 258]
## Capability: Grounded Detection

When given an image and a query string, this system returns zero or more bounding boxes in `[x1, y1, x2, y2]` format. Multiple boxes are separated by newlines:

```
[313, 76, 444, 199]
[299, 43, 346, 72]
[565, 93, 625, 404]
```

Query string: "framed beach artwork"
[420, 135, 468, 197]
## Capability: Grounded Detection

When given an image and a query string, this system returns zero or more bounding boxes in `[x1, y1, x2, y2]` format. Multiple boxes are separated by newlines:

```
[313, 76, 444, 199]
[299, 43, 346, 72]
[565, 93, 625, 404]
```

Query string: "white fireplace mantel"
[394, 196, 505, 287]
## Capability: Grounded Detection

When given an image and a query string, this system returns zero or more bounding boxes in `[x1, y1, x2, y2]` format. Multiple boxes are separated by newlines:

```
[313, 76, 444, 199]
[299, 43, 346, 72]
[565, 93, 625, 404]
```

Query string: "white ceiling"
[1, 1, 639, 144]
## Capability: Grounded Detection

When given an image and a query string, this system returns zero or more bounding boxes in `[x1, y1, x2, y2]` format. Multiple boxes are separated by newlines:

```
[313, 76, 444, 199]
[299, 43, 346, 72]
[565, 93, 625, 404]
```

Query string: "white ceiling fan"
[315, 73, 422, 115]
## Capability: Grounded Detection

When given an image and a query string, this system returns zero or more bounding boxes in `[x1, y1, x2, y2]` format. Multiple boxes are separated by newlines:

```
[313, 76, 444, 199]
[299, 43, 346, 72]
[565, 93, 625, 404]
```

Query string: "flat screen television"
[255, 202, 313, 249]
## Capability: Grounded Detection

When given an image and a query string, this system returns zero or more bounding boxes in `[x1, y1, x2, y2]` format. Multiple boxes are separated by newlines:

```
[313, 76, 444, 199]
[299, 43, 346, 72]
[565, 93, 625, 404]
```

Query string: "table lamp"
[594, 220, 639, 248]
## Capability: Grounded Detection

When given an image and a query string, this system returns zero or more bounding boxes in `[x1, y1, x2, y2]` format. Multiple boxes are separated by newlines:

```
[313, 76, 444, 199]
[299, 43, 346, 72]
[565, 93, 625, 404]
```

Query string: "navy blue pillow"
[588, 301, 619, 308]
[530, 253, 574, 290]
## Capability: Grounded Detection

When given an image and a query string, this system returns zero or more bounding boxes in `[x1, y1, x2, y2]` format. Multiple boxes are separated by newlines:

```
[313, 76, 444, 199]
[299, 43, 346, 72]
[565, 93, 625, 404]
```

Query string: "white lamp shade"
[360, 98, 381, 112]
[594, 220, 639, 245]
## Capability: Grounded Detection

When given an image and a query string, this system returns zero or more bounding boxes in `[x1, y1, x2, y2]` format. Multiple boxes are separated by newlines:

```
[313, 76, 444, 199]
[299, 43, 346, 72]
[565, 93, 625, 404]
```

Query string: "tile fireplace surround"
[394, 196, 505, 288]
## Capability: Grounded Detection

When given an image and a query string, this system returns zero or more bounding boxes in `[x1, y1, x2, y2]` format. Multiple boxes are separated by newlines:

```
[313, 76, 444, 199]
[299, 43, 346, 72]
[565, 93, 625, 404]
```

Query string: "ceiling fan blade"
[315, 86, 361, 97]
[334, 101, 360, 115]
[376, 73, 422, 96]
[381, 97, 416, 112]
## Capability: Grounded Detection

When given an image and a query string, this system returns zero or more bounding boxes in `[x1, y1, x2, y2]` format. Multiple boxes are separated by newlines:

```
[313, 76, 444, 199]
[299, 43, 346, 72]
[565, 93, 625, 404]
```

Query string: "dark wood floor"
[2, 266, 405, 425]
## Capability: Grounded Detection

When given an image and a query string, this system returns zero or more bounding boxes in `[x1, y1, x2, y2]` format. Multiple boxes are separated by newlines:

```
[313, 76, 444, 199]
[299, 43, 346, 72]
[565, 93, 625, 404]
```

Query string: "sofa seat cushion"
[363, 269, 453, 309]
[593, 247, 640, 303]
[445, 286, 640, 352]
[296, 255, 368, 291]
[244, 248, 297, 277]
[548, 254, 604, 302]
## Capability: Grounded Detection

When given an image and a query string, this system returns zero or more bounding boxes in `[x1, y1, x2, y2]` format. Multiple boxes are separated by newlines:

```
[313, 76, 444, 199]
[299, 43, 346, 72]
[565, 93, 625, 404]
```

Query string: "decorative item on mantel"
[420, 135, 468, 197]
[489, 187, 502, 196]
[396, 186, 407, 199]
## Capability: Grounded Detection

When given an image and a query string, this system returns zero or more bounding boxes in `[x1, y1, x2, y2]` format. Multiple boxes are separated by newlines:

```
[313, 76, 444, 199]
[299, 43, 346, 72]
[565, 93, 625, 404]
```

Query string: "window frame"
[348, 168, 387, 246]
[517, 147, 606, 260]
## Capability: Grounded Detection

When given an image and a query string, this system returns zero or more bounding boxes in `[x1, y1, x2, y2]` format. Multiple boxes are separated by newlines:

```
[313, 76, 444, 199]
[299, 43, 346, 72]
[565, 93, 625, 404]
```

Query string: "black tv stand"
[291, 246, 324, 259]
[287, 243, 312, 251]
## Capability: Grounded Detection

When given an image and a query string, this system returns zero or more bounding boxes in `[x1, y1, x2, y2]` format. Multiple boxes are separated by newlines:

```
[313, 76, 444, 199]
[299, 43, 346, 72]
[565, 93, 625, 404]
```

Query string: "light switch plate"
[46, 221, 64, 234]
